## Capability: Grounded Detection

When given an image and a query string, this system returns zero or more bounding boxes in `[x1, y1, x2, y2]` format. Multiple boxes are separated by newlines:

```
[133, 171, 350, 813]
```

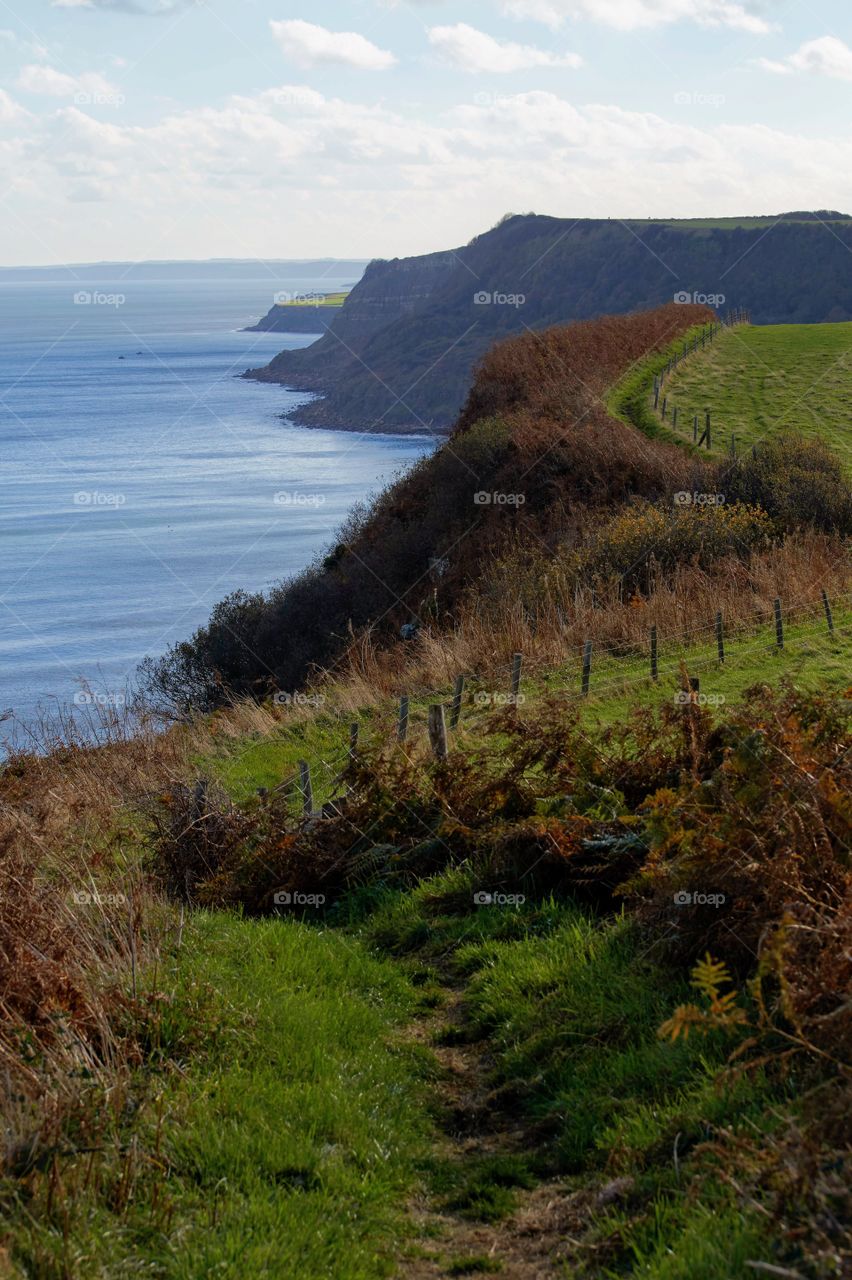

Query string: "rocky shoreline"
[275, 397, 447, 437]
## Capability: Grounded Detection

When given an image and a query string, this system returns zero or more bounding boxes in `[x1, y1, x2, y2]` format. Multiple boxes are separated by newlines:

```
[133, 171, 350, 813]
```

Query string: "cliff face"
[245, 213, 852, 433]
[247, 248, 461, 397]
[244, 304, 341, 334]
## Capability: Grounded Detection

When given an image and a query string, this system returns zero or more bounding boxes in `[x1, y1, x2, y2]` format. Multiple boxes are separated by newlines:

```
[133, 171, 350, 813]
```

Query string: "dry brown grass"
[0, 704, 190, 1178]
[329, 531, 851, 700]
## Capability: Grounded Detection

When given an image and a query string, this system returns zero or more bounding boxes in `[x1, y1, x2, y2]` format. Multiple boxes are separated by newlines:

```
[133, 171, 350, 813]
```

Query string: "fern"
[660, 953, 749, 1042]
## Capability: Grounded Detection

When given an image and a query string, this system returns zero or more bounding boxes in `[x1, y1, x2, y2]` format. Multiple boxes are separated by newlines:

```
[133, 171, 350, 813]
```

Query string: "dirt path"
[398, 990, 622, 1279]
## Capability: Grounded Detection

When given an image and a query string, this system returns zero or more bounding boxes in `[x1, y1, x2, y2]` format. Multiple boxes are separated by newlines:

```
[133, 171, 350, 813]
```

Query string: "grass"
[193, 598, 852, 814]
[647, 216, 852, 228]
[279, 291, 348, 308]
[355, 869, 781, 1278]
[540, 601, 852, 727]
[198, 707, 354, 806]
[649, 322, 852, 469]
[4, 291, 850, 1279]
[608, 323, 711, 452]
[3, 913, 429, 1279]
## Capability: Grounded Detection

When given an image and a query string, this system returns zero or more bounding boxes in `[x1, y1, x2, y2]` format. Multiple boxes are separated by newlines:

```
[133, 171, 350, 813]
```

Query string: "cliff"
[244, 303, 342, 334]
[244, 213, 852, 433]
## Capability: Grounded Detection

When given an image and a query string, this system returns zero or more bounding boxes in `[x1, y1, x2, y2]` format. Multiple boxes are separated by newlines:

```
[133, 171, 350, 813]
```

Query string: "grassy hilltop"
[1, 304, 850, 1279]
[640, 322, 852, 469]
[246, 212, 852, 431]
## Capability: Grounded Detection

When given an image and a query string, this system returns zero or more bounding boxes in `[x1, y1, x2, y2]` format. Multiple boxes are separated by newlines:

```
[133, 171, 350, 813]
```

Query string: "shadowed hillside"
[245, 212, 852, 431]
[151, 303, 717, 710]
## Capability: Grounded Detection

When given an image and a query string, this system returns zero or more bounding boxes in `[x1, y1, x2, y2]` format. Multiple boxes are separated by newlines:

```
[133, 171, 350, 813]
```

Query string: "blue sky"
[1, 0, 851, 264]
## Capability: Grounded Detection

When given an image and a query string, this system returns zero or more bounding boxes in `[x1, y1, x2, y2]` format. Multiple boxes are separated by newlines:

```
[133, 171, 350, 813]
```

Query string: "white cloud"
[757, 36, 852, 82]
[502, 0, 772, 34]
[0, 88, 28, 122]
[51, 0, 196, 11]
[16, 64, 119, 99]
[270, 19, 397, 70]
[428, 23, 581, 72]
[4, 82, 851, 264]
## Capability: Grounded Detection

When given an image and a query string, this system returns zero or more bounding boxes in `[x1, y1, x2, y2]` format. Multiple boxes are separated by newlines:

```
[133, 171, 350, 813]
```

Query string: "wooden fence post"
[450, 674, 465, 730]
[821, 589, 834, 633]
[661, 395, 667, 419]
[650, 626, 658, 681]
[581, 640, 592, 698]
[773, 598, 784, 649]
[398, 695, 409, 742]
[653, 380, 660, 409]
[511, 652, 523, 700]
[298, 760, 313, 817]
[715, 611, 725, 664]
[672, 406, 678, 430]
[428, 705, 448, 759]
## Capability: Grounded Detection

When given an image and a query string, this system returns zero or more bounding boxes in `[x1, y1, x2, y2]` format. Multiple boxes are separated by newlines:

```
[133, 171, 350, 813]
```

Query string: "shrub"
[575, 499, 772, 596]
[723, 433, 852, 534]
[139, 305, 710, 715]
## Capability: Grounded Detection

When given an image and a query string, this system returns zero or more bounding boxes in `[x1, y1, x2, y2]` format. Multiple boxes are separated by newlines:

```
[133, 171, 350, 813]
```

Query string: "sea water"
[0, 265, 432, 731]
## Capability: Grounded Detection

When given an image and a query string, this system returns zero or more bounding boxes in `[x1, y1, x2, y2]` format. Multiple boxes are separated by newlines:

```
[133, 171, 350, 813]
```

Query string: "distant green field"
[657, 322, 852, 468]
[630, 216, 852, 229]
[281, 290, 348, 308]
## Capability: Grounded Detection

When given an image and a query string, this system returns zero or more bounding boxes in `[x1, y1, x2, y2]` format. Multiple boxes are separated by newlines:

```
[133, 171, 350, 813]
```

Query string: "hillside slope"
[245, 212, 852, 432]
[154, 303, 716, 708]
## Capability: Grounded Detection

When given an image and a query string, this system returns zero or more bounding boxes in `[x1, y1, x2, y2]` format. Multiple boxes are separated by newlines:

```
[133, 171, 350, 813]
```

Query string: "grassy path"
[6, 914, 429, 1279]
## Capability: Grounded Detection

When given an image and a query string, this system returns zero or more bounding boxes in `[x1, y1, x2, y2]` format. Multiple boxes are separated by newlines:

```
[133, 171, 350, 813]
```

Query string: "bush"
[576, 499, 772, 596]
[139, 305, 709, 715]
[724, 433, 852, 534]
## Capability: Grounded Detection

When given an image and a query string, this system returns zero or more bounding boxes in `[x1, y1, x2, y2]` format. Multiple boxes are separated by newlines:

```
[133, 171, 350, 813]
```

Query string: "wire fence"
[261, 581, 849, 819]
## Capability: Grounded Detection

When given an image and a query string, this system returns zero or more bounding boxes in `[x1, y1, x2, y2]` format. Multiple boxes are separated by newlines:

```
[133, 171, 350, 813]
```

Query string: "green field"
[648, 216, 852, 229]
[654, 322, 852, 467]
[197, 598, 852, 816]
[280, 291, 348, 308]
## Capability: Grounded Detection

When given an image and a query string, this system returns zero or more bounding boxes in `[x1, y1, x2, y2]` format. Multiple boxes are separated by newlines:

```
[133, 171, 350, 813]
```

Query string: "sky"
[0, 0, 851, 265]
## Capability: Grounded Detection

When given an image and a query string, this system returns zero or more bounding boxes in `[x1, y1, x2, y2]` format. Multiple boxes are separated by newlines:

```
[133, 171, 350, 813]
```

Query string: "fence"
[653, 308, 752, 453]
[277, 585, 847, 814]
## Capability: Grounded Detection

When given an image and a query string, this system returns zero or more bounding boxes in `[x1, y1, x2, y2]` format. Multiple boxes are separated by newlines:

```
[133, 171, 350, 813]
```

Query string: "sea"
[0, 262, 433, 737]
